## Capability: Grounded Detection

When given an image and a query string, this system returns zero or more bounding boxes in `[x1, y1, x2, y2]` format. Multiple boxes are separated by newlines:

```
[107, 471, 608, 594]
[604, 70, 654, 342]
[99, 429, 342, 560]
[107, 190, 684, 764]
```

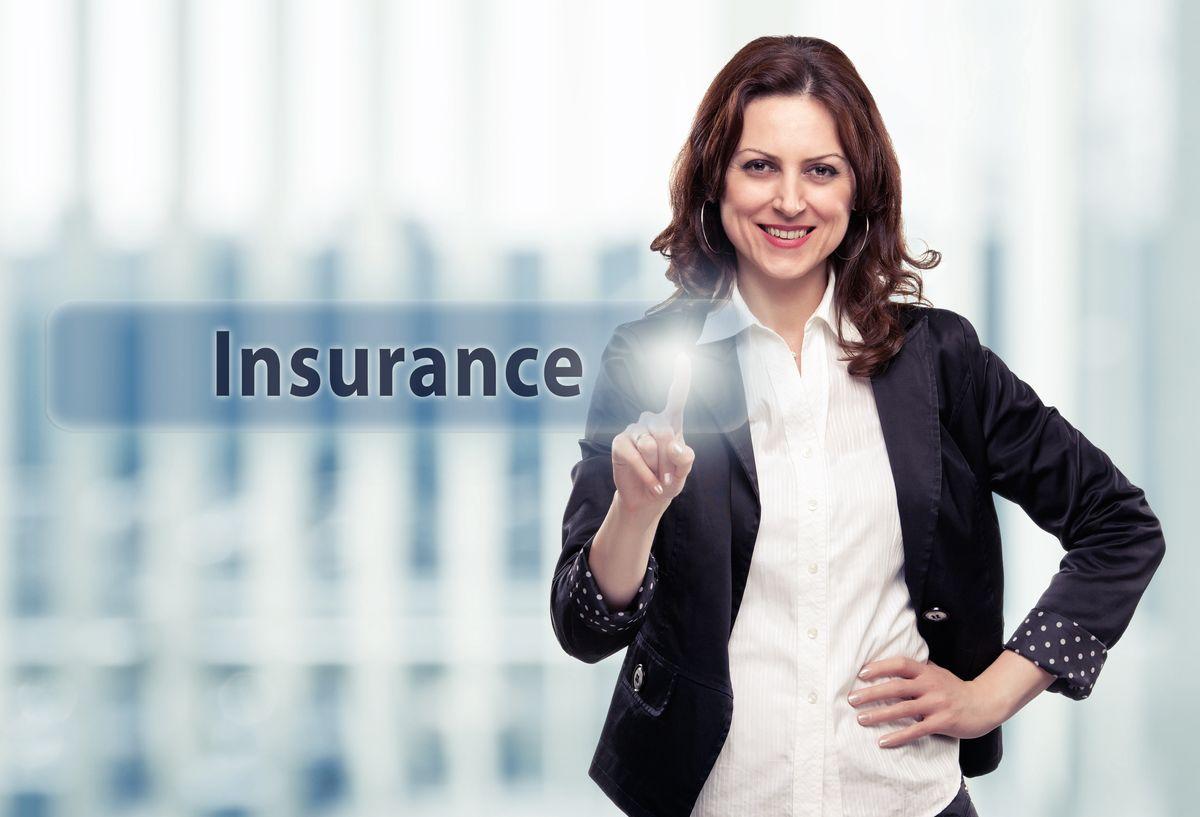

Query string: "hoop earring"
[834, 213, 870, 261]
[700, 200, 720, 255]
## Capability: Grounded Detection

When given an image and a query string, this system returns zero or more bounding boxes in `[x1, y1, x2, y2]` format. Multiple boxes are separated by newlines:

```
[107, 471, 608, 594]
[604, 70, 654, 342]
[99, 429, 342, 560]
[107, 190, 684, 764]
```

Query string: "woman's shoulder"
[898, 303, 983, 351]
[895, 304, 990, 392]
[607, 294, 713, 348]
[896, 301, 967, 329]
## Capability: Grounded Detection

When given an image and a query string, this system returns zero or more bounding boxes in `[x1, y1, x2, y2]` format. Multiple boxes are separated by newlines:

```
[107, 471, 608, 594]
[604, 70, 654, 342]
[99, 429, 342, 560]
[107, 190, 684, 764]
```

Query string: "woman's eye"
[742, 160, 839, 178]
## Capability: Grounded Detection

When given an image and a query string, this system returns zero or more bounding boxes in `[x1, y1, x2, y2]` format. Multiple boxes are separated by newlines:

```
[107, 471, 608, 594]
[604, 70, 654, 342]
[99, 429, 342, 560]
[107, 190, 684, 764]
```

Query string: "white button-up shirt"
[688, 269, 962, 817]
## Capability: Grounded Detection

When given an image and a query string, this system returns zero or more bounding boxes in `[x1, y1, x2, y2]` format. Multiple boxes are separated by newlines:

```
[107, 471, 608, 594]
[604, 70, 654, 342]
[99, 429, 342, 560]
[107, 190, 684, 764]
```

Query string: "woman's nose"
[773, 173, 807, 217]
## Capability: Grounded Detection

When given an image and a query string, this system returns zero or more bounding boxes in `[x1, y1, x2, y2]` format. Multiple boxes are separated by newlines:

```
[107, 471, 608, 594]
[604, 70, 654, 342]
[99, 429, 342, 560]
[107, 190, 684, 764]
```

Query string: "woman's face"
[719, 94, 856, 287]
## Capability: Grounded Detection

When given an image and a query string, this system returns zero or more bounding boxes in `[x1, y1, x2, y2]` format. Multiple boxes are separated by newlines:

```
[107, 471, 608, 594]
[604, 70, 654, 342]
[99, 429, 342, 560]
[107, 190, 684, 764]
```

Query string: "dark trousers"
[932, 777, 979, 817]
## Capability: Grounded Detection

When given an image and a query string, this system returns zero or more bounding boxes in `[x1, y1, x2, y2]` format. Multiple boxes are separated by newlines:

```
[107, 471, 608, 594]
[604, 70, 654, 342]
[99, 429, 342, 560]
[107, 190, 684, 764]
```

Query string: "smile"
[758, 224, 815, 248]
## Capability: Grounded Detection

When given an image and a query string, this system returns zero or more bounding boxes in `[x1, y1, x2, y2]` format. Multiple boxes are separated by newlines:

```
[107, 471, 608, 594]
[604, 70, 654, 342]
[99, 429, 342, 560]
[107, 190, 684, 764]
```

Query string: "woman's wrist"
[590, 492, 664, 608]
[612, 488, 668, 527]
[969, 649, 1056, 725]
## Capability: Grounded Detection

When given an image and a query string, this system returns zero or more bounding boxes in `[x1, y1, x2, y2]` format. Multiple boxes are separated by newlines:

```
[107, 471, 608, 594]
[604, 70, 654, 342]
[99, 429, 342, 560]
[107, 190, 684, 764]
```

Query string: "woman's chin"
[753, 263, 826, 284]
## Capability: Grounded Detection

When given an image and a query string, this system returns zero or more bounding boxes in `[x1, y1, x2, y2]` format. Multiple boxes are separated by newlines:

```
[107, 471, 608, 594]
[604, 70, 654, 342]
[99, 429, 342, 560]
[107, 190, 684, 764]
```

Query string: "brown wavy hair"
[649, 35, 938, 377]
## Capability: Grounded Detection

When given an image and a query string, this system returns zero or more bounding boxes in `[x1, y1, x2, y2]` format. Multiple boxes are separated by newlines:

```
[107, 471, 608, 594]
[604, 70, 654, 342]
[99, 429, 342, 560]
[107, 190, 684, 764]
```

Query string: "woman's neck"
[735, 265, 828, 341]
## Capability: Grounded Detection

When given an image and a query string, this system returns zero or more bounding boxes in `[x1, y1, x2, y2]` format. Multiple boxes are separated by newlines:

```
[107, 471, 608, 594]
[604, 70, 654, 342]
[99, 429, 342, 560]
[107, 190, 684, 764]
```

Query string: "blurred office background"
[0, 0, 1194, 815]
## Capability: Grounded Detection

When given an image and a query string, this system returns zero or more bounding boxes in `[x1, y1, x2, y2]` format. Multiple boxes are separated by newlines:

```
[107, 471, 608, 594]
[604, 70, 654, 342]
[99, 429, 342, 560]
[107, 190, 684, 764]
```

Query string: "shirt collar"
[695, 268, 856, 345]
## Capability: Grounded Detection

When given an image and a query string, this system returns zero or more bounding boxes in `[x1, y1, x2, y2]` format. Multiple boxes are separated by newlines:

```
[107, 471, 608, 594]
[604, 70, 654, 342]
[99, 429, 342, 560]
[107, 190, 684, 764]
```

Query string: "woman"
[550, 36, 1165, 817]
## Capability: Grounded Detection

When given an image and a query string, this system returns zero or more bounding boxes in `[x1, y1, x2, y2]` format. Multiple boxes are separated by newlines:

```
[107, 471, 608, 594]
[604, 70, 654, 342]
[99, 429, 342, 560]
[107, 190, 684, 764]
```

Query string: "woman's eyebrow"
[737, 148, 847, 163]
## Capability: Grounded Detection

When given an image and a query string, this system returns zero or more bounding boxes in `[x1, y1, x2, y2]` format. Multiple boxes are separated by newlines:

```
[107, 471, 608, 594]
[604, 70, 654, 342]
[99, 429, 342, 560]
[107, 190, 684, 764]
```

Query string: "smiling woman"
[648, 37, 942, 380]
[552, 32, 1165, 817]
[717, 94, 859, 354]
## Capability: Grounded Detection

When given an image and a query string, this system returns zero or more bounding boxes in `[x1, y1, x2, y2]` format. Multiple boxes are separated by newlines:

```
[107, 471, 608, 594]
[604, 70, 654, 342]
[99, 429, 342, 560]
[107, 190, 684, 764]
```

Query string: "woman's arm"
[550, 325, 663, 664]
[959, 313, 1167, 700]
[590, 492, 666, 609]
[850, 313, 1164, 748]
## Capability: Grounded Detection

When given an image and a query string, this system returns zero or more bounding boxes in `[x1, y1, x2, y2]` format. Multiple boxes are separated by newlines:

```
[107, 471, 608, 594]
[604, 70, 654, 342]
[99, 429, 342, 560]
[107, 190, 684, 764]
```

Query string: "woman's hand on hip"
[847, 656, 1006, 748]
[612, 352, 696, 516]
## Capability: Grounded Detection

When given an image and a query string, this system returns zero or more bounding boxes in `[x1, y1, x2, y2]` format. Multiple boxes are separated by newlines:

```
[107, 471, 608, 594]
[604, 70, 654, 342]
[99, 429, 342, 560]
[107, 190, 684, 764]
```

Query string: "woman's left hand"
[847, 656, 1004, 748]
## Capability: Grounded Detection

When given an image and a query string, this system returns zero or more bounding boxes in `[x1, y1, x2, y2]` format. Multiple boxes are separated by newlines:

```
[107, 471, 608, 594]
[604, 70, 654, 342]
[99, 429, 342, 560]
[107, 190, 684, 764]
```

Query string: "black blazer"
[550, 298, 1165, 817]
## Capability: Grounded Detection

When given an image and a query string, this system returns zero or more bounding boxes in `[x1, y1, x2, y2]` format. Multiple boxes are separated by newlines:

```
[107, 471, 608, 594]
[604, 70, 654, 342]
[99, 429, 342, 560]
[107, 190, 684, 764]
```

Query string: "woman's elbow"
[549, 610, 632, 664]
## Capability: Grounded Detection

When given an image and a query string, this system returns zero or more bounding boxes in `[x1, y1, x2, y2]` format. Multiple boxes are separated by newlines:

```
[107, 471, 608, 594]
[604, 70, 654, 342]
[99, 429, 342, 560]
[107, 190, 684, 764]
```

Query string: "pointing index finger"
[664, 351, 691, 435]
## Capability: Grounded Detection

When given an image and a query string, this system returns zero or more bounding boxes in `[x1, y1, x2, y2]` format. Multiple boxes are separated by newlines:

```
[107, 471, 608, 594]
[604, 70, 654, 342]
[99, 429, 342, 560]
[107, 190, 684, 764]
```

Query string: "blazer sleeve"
[550, 323, 661, 664]
[957, 314, 1166, 700]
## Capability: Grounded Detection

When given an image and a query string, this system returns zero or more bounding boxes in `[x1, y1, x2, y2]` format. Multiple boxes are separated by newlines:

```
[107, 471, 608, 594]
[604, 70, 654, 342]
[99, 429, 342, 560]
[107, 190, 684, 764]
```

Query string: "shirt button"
[807, 563, 818, 574]
[802, 447, 813, 458]
[807, 691, 818, 704]
[806, 627, 818, 639]
[807, 498, 818, 511]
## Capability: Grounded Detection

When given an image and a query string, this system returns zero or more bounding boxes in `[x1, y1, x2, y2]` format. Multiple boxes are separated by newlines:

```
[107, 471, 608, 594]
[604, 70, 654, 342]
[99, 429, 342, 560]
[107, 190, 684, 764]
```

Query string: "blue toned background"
[0, 1, 1194, 815]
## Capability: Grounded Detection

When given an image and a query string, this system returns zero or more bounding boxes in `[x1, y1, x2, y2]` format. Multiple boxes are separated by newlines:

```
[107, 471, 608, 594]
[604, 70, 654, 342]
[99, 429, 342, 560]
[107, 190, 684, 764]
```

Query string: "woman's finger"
[877, 713, 948, 749]
[848, 678, 914, 707]
[666, 439, 696, 484]
[856, 697, 928, 727]
[860, 656, 925, 681]
[645, 413, 675, 486]
[663, 352, 692, 436]
[614, 423, 662, 495]
[632, 424, 661, 480]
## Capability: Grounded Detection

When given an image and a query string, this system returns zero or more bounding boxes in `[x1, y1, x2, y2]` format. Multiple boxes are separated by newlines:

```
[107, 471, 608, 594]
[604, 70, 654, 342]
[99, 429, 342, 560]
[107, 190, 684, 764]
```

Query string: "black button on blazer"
[550, 298, 1165, 817]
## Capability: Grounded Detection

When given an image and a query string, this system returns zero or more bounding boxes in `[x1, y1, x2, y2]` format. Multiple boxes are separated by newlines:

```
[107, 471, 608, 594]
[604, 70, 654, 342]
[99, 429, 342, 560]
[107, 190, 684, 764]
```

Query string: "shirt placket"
[771, 325, 829, 817]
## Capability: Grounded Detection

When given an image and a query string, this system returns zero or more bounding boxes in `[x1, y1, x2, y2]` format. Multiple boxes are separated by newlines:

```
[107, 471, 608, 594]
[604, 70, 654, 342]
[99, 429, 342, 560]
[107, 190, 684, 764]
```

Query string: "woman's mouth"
[758, 224, 815, 249]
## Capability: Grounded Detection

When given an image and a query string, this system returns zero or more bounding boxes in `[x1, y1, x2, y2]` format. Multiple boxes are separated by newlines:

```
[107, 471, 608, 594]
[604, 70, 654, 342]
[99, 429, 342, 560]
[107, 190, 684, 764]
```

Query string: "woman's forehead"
[738, 95, 844, 157]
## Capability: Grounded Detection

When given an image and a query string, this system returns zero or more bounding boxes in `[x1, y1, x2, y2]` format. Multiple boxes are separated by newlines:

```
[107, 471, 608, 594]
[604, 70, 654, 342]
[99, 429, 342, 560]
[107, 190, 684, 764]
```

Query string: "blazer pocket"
[619, 634, 676, 717]
[591, 633, 734, 816]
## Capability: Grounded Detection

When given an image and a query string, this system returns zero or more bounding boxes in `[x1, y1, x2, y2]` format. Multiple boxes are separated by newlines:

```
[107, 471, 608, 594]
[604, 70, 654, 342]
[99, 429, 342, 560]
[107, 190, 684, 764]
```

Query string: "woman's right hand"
[612, 352, 697, 516]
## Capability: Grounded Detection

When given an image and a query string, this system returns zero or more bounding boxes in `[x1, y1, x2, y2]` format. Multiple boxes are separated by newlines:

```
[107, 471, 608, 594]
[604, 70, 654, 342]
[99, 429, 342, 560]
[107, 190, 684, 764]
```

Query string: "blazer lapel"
[682, 307, 760, 628]
[689, 334, 758, 502]
[869, 311, 940, 608]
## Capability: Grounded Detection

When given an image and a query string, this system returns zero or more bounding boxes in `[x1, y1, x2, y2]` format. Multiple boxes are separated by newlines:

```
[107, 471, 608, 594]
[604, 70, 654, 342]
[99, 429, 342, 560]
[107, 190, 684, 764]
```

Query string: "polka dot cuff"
[1006, 608, 1108, 700]
[567, 539, 658, 634]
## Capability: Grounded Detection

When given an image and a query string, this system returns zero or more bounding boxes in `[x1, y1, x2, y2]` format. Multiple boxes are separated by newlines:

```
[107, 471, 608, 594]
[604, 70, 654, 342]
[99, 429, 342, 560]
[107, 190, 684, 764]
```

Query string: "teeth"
[765, 226, 811, 240]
